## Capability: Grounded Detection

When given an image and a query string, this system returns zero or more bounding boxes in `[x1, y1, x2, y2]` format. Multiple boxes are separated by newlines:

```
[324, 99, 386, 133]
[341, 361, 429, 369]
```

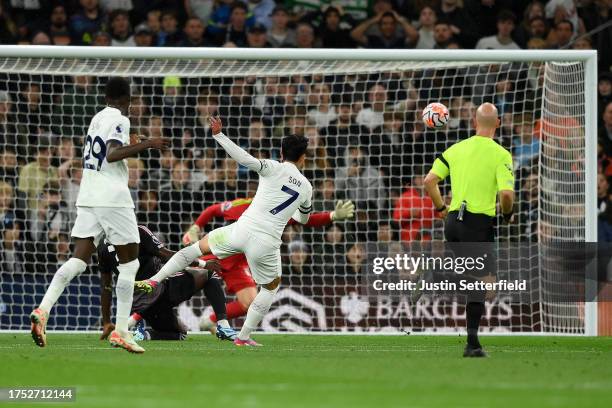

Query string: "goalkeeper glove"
[182, 224, 201, 246]
[331, 200, 355, 221]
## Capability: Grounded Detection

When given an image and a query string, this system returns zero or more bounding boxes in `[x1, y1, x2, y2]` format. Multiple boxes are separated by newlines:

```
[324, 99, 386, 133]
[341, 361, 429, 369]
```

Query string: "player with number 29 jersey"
[76, 107, 133, 208]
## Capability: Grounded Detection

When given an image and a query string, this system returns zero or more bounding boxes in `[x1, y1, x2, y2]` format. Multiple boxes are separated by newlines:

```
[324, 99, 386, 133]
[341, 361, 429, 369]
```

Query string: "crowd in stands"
[0, 0, 609, 276]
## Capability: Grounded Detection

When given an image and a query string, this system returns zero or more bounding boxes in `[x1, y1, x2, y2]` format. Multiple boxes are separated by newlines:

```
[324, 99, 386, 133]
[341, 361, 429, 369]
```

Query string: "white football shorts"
[71, 206, 140, 247]
[208, 222, 281, 285]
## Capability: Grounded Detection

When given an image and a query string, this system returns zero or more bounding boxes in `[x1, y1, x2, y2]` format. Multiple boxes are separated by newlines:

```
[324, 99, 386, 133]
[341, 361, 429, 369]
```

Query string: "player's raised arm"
[209, 116, 267, 174]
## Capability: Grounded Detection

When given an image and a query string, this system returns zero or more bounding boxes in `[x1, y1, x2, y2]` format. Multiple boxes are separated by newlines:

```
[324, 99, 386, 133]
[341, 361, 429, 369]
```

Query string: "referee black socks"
[466, 302, 485, 348]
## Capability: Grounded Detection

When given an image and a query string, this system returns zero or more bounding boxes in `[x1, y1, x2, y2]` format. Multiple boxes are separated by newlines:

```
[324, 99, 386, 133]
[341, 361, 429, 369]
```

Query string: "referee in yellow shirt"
[424, 103, 515, 357]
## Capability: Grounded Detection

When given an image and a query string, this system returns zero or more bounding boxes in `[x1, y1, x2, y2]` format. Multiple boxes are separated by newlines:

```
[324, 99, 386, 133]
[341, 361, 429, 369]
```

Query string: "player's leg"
[139, 223, 237, 290]
[102, 207, 144, 353]
[30, 207, 102, 347]
[235, 244, 282, 346]
[207, 286, 255, 324]
[140, 307, 188, 341]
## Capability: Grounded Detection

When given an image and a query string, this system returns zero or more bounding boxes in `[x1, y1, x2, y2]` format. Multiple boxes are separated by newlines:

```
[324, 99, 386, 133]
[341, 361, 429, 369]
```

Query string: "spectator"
[246, 22, 269, 47]
[513, 114, 540, 169]
[437, 0, 478, 47]
[18, 139, 58, 210]
[476, 10, 521, 49]
[321, 101, 361, 167]
[465, 0, 514, 38]
[58, 158, 81, 224]
[335, 146, 386, 212]
[109, 9, 134, 46]
[31, 31, 52, 45]
[208, 0, 252, 35]
[156, 149, 177, 190]
[0, 91, 23, 160]
[92, 30, 112, 45]
[545, 0, 582, 37]
[137, 187, 162, 232]
[157, 10, 183, 46]
[295, 22, 316, 48]
[598, 173, 610, 214]
[13, 82, 51, 146]
[433, 19, 454, 48]
[416, 6, 437, 49]
[356, 84, 387, 130]
[303, 126, 330, 175]
[185, 0, 215, 23]
[314, 5, 355, 49]
[307, 83, 337, 129]
[313, 178, 340, 213]
[216, 1, 251, 47]
[127, 158, 145, 205]
[70, 0, 105, 45]
[600, 102, 612, 155]
[47, 5, 71, 45]
[248, 0, 275, 28]
[181, 17, 213, 46]
[0, 180, 19, 272]
[345, 242, 366, 274]
[0, 4, 17, 44]
[513, 1, 546, 47]
[267, 6, 295, 48]
[159, 160, 202, 248]
[146, 9, 161, 36]
[0, 148, 18, 187]
[312, 223, 346, 274]
[54, 75, 99, 140]
[548, 19, 574, 48]
[527, 36, 547, 49]
[351, 10, 418, 48]
[190, 148, 216, 191]
[599, 74, 612, 121]
[24, 181, 69, 271]
[528, 16, 549, 41]
[286, 241, 316, 276]
[133, 22, 154, 46]
[571, 34, 592, 50]
[392, 174, 435, 242]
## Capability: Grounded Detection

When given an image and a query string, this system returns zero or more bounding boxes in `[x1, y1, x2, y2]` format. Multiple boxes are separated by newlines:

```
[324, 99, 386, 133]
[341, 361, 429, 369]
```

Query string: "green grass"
[0, 334, 611, 408]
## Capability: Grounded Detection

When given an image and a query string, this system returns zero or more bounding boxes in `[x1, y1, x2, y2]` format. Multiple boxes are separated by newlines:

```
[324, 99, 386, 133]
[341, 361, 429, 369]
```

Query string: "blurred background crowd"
[0, 0, 610, 277]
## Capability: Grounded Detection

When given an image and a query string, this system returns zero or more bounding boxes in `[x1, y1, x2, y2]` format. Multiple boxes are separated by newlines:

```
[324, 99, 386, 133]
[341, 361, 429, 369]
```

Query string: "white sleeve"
[291, 189, 312, 225]
[213, 132, 265, 173]
[108, 117, 130, 145]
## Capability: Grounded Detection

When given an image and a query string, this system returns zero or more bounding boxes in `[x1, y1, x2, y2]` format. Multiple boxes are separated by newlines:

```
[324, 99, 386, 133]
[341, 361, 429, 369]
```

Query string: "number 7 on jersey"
[270, 185, 299, 215]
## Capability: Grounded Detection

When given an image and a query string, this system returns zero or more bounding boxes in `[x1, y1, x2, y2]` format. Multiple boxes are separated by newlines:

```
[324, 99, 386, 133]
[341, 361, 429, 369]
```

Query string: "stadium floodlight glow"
[0, 46, 597, 336]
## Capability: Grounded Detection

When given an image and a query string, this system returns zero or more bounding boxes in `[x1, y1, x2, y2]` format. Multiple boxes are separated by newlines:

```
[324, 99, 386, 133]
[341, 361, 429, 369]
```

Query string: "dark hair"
[497, 10, 516, 23]
[380, 11, 396, 21]
[556, 19, 574, 31]
[231, 1, 248, 13]
[109, 9, 130, 23]
[105, 77, 131, 101]
[281, 134, 309, 162]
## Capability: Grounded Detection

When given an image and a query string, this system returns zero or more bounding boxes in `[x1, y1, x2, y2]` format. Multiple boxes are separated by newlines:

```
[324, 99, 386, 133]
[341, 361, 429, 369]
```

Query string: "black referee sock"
[203, 277, 228, 322]
[466, 302, 484, 348]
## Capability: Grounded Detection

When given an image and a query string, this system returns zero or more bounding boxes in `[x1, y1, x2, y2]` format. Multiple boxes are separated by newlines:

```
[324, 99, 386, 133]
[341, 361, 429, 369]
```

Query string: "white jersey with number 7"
[213, 132, 313, 247]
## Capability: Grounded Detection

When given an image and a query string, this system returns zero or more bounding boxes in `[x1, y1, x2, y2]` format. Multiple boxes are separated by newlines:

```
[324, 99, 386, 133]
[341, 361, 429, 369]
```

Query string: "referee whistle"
[457, 201, 467, 222]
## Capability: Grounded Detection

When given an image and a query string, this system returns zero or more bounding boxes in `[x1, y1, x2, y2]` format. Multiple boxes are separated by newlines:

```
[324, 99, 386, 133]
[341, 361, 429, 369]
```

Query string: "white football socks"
[149, 242, 202, 283]
[39, 258, 87, 313]
[238, 285, 279, 340]
[115, 259, 140, 334]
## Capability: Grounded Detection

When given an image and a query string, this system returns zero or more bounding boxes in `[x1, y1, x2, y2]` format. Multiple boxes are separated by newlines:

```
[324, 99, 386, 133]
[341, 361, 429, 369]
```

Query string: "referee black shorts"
[444, 210, 496, 302]
[445, 210, 494, 243]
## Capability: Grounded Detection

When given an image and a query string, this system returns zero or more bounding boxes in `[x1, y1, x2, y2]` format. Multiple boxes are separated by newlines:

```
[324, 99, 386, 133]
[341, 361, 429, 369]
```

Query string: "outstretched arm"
[209, 117, 264, 173]
[106, 138, 170, 163]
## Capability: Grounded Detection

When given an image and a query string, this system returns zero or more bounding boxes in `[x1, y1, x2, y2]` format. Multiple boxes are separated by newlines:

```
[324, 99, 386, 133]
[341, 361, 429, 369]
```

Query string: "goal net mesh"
[0, 55, 588, 334]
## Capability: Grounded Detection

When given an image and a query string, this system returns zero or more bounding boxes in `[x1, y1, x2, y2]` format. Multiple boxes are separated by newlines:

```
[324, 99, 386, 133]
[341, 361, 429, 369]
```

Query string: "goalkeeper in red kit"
[182, 197, 355, 334]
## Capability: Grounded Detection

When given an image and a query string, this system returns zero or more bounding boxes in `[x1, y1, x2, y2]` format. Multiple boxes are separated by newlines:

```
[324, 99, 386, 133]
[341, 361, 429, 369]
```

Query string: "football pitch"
[0, 334, 610, 408]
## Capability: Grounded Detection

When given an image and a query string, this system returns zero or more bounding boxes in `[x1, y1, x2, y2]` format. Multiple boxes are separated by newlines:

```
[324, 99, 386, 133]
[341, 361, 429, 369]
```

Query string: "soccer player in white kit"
[29, 78, 168, 353]
[136, 117, 312, 346]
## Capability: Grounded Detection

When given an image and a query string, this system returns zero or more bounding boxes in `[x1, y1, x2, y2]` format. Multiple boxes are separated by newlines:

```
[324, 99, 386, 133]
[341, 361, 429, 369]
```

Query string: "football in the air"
[422, 102, 449, 129]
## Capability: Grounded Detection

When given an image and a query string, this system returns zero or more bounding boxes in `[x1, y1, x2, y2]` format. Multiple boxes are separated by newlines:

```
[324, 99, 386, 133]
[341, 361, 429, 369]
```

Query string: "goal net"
[0, 48, 597, 335]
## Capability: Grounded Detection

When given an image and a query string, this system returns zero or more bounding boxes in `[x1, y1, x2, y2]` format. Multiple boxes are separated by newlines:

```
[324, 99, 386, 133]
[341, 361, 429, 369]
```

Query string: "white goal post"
[0, 46, 598, 335]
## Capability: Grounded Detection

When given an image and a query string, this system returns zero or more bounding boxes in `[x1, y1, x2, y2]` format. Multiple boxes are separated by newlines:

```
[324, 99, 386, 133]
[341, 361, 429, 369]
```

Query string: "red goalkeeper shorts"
[201, 253, 256, 294]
